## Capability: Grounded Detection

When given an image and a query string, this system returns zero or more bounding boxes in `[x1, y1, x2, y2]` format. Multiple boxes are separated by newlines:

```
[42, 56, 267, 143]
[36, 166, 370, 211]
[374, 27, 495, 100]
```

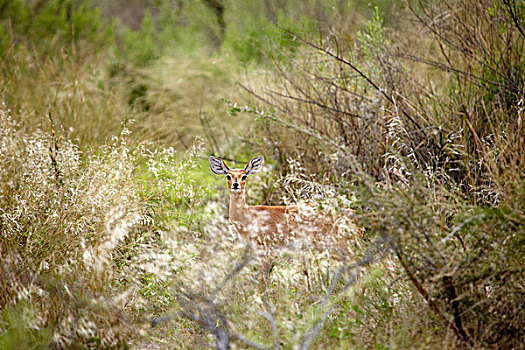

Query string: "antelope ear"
[209, 156, 230, 175]
[244, 156, 264, 175]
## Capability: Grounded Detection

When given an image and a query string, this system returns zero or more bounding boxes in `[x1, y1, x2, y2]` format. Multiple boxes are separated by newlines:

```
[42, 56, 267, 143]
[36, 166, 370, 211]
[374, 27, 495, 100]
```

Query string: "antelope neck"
[229, 190, 248, 221]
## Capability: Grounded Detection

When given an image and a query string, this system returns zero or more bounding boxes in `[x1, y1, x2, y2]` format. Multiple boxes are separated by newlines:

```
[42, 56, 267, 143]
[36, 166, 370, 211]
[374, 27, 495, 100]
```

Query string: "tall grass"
[1, 0, 523, 349]
[0, 107, 212, 348]
[234, 0, 524, 347]
[0, 110, 144, 347]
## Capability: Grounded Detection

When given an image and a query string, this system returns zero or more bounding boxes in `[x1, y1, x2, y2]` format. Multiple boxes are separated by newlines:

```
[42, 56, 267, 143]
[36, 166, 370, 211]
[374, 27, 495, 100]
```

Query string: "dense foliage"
[1, 0, 523, 349]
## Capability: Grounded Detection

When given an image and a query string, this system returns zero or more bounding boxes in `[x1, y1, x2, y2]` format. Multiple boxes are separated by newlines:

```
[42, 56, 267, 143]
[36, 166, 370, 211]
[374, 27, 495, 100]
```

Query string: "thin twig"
[210, 245, 253, 300]
[295, 35, 426, 135]
[400, 54, 504, 88]
[395, 248, 472, 344]
[234, 334, 272, 350]
[266, 89, 364, 119]
[503, 0, 525, 39]
[300, 255, 376, 350]
[261, 290, 281, 350]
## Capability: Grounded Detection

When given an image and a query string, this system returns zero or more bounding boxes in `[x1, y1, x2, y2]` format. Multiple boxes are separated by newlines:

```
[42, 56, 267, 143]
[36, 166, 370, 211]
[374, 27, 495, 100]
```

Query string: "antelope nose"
[232, 182, 239, 189]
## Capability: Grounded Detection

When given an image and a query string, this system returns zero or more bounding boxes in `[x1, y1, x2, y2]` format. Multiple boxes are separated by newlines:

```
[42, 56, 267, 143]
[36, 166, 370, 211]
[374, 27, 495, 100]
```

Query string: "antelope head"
[209, 155, 264, 194]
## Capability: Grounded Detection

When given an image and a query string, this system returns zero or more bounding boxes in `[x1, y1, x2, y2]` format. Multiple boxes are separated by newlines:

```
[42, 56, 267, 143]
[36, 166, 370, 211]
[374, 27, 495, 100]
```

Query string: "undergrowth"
[1, 0, 523, 349]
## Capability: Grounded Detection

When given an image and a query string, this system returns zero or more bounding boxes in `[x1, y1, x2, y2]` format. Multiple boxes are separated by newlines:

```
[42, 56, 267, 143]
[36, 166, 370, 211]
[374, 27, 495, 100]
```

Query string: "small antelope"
[209, 155, 362, 254]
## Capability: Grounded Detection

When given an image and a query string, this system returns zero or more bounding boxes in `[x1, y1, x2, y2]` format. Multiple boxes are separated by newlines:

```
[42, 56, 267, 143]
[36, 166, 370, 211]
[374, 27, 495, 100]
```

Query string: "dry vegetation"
[1, 0, 524, 349]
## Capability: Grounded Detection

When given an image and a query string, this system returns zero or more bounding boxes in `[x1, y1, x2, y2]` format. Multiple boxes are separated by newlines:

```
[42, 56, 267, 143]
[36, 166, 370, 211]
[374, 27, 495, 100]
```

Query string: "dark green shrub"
[0, 0, 112, 57]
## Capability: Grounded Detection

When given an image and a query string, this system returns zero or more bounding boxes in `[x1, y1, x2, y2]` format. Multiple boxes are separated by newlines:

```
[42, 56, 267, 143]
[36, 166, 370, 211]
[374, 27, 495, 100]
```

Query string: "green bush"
[119, 10, 159, 67]
[1, 0, 523, 348]
[0, 0, 112, 57]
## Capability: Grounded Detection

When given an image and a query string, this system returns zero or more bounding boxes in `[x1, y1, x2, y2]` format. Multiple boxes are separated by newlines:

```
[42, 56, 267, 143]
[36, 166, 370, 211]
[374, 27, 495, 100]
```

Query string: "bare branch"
[211, 245, 254, 300]
[399, 54, 504, 88]
[261, 290, 281, 350]
[151, 246, 256, 350]
[234, 334, 272, 350]
[265, 89, 364, 120]
[395, 247, 472, 344]
[503, 0, 525, 39]
[300, 254, 377, 350]
[295, 35, 427, 135]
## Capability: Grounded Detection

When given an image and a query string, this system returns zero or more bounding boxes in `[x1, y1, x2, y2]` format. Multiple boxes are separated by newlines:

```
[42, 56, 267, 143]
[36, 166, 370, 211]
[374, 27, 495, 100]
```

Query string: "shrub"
[230, 0, 524, 347]
[0, 0, 112, 57]
[0, 110, 147, 347]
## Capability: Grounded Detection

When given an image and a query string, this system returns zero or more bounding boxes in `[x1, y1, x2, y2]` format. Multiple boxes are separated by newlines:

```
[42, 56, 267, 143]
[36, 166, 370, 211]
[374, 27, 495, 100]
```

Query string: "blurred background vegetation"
[0, 0, 523, 349]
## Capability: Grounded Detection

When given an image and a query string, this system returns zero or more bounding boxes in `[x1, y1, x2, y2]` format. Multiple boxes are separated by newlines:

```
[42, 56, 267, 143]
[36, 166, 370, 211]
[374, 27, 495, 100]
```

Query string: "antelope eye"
[226, 175, 232, 181]
[241, 175, 247, 181]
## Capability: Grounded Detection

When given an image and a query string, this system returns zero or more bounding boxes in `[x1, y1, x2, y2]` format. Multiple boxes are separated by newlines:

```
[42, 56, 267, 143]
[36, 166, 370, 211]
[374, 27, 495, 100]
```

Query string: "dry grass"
[228, 0, 524, 348]
[128, 48, 255, 150]
[1, 0, 523, 349]
[0, 110, 145, 347]
[0, 46, 130, 147]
